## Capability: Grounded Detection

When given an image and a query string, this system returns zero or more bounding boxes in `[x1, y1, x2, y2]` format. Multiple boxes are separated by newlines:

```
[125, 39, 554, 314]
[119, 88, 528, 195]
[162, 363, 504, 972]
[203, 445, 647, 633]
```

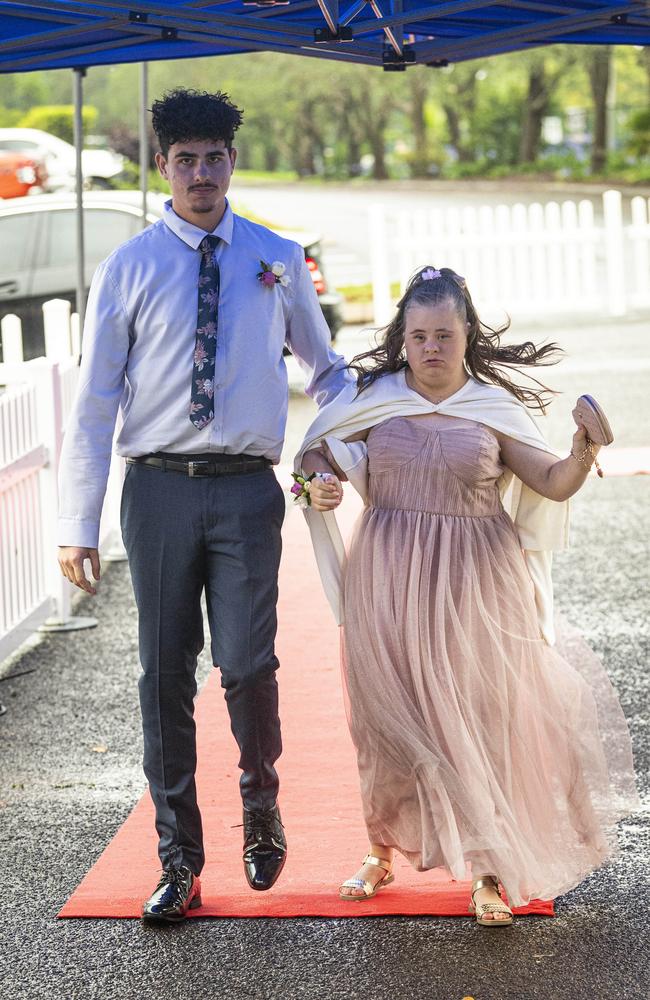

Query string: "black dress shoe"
[242, 804, 287, 891]
[142, 865, 202, 923]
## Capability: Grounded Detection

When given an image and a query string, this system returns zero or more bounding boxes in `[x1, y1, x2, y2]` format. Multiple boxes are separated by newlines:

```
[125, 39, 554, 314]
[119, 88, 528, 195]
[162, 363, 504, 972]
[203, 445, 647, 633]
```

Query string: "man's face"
[155, 138, 237, 229]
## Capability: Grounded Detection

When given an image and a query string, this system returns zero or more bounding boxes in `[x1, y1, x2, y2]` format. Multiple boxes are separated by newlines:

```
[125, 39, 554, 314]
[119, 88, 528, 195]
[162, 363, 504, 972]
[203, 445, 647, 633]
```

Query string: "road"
[0, 313, 648, 1000]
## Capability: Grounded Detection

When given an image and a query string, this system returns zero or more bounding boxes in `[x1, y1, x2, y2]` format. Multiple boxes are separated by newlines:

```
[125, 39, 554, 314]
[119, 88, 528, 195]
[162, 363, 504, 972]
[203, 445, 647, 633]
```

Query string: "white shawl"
[295, 371, 569, 646]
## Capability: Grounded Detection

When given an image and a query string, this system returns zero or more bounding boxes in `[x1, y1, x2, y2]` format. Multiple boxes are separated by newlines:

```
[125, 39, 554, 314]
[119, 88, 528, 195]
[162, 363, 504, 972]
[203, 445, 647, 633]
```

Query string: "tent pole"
[73, 67, 86, 331]
[140, 61, 149, 228]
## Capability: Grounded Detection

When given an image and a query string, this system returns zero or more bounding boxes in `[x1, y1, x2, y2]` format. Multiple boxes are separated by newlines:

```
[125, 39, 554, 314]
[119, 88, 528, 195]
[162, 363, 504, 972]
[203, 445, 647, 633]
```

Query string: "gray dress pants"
[120, 459, 285, 875]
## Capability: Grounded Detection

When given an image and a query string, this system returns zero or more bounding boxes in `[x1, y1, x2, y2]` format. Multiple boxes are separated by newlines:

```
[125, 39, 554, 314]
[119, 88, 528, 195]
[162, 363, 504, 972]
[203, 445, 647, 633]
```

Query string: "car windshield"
[0, 140, 39, 152]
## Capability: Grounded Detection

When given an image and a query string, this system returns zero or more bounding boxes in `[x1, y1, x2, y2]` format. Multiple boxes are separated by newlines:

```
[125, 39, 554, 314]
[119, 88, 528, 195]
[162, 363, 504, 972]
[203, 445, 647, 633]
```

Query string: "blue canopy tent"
[1, 1, 649, 320]
[1, 2, 649, 72]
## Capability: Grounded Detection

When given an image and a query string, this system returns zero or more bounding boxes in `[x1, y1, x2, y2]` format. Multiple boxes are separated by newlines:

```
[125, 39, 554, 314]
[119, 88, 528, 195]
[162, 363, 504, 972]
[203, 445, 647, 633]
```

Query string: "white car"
[0, 191, 343, 360]
[0, 128, 125, 192]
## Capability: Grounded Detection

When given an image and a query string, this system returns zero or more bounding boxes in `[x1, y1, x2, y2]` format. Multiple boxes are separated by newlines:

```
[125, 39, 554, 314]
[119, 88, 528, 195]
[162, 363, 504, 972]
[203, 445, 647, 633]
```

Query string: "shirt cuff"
[57, 518, 100, 549]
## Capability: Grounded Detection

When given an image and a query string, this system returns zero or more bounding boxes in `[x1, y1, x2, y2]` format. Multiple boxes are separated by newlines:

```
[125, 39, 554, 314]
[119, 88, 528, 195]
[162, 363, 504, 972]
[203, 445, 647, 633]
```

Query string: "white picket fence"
[0, 301, 124, 663]
[370, 189, 650, 325]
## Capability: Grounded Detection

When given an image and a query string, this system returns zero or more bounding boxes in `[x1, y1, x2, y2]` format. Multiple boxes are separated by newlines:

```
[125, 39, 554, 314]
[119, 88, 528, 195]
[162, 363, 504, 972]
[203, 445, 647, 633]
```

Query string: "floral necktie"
[190, 234, 220, 430]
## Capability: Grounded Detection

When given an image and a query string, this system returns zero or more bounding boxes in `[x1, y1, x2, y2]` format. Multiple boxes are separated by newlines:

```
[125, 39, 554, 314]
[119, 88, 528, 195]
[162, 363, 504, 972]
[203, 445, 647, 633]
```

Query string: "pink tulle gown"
[341, 413, 639, 906]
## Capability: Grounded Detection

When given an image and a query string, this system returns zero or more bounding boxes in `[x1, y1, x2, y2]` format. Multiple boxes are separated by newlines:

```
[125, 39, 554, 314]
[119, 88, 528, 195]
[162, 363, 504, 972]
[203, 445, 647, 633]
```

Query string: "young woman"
[297, 266, 638, 926]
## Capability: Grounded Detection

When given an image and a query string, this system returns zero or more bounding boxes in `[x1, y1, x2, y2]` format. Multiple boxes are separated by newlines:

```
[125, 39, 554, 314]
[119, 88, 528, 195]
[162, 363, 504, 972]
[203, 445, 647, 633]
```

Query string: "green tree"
[518, 49, 576, 163]
[626, 108, 650, 158]
[410, 71, 429, 176]
[19, 104, 97, 144]
[0, 106, 23, 127]
[0, 44, 646, 181]
[0, 70, 49, 112]
[437, 63, 478, 163]
[588, 46, 611, 173]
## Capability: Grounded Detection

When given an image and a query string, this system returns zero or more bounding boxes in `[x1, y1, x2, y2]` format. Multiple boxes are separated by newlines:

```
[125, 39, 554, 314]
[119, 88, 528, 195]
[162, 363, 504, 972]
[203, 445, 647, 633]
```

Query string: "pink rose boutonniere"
[257, 259, 291, 288]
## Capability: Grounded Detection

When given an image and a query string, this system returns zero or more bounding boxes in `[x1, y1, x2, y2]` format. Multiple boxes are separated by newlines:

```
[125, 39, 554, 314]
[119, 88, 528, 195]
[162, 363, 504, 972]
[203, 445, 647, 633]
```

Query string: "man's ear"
[155, 151, 168, 179]
[230, 147, 238, 171]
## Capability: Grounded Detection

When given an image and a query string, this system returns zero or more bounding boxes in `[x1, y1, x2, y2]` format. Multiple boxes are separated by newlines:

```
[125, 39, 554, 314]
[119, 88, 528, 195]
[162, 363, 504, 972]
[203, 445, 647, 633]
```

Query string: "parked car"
[0, 151, 48, 199]
[0, 128, 125, 192]
[0, 191, 343, 360]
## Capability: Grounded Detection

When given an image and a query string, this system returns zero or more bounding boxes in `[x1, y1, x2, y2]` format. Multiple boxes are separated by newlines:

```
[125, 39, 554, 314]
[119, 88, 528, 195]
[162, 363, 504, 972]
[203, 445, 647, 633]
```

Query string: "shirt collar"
[162, 198, 234, 249]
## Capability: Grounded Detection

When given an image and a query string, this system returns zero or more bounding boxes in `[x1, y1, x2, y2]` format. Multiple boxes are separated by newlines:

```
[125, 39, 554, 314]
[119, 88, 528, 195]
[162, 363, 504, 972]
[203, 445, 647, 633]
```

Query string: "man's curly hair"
[151, 88, 243, 155]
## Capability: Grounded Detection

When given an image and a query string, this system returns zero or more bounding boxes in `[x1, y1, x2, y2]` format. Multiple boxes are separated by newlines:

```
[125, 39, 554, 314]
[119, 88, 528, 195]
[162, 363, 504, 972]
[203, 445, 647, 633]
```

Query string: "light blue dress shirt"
[58, 199, 352, 548]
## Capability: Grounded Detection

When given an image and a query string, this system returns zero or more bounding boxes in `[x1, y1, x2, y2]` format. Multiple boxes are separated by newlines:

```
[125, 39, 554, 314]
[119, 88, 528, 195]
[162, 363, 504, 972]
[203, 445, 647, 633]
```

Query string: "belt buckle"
[188, 460, 210, 478]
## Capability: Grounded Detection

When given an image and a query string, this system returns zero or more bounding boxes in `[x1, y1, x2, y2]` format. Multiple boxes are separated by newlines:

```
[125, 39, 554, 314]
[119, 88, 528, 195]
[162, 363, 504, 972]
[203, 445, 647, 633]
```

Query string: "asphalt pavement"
[0, 316, 648, 1000]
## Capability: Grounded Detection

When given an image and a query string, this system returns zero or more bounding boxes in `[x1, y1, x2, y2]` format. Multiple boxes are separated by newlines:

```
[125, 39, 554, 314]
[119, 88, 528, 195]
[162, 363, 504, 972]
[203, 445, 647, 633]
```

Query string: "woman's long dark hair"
[348, 266, 563, 412]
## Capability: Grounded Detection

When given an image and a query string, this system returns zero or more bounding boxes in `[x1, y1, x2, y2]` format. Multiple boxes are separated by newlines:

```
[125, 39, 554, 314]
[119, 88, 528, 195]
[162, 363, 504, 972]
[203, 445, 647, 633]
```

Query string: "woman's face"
[403, 299, 469, 389]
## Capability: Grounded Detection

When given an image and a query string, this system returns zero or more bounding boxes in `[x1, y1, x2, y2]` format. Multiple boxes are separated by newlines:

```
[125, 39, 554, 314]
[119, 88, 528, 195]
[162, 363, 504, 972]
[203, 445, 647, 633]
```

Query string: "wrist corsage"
[290, 471, 332, 507]
[290, 472, 316, 507]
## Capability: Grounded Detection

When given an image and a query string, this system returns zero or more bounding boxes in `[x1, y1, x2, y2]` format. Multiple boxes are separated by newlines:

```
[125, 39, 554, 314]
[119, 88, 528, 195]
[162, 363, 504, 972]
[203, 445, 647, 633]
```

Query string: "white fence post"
[630, 196, 650, 309]
[1, 315, 24, 364]
[369, 189, 650, 321]
[602, 189, 626, 317]
[26, 359, 96, 633]
[0, 285, 141, 659]
[0, 376, 50, 662]
[70, 312, 81, 361]
[43, 298, 72, 361]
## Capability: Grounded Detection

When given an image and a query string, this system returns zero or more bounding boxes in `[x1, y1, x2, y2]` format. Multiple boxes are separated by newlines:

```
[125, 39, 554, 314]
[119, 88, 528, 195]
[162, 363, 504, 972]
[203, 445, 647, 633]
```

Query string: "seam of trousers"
[154, 546, 173, 855]
[155, 540, 190, 865]
[250, 585, 263, 785]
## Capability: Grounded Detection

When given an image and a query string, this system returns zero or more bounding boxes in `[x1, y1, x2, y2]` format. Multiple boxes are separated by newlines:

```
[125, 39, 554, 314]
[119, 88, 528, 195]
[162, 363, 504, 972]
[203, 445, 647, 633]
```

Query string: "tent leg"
[140, 61, 149, 228]
[73, 67, 86, 331]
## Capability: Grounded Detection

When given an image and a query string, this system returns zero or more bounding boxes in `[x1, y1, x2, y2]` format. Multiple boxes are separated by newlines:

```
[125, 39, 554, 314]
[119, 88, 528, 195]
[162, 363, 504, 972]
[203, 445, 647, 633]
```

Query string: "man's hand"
[58, 547, 101, 595]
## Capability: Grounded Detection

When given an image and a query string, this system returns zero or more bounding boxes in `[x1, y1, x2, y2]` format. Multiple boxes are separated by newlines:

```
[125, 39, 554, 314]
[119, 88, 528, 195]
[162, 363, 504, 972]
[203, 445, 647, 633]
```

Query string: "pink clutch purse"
[574, 395, 614, 446]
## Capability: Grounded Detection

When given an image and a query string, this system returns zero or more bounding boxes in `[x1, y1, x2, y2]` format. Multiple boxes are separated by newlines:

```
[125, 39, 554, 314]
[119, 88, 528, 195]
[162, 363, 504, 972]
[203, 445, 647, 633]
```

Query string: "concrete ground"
[0, 316, 648, 1000]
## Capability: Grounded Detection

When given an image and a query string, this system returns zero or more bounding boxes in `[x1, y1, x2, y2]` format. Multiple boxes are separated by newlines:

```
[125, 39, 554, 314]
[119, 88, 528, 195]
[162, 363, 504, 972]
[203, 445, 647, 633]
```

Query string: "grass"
[233, 168, 299, 183]
[336, 281, 401, 303]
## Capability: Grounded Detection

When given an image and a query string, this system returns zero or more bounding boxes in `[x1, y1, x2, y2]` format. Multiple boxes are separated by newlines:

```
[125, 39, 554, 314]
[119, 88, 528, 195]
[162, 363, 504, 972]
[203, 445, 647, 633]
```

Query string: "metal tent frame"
[0, 2, 649, 73]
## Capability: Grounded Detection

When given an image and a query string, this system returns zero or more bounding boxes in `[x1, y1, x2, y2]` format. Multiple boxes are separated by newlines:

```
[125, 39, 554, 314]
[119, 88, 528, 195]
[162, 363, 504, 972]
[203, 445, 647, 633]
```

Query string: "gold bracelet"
[570, 441, 603, 478]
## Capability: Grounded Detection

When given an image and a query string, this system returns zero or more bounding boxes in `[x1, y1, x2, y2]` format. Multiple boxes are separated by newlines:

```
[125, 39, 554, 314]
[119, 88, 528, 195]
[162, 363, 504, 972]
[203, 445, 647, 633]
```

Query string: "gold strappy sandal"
[469, 875, 513, 927]
[339, 854, 395, 902]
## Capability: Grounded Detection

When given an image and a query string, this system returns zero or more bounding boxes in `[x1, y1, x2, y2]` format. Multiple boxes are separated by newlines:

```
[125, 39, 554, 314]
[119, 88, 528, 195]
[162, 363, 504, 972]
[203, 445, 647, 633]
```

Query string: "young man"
[57, 89, 350, 923]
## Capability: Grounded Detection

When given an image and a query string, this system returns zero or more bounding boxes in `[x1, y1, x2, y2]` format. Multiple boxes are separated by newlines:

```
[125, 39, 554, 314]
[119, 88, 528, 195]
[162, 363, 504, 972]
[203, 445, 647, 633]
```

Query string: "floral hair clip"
[257, 259, 291, 288]
[420, 267, 466, 287]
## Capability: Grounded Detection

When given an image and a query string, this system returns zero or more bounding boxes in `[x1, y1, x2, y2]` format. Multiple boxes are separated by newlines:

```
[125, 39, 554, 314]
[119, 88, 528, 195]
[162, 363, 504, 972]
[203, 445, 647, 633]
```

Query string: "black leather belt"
[126, 455, 272, 478]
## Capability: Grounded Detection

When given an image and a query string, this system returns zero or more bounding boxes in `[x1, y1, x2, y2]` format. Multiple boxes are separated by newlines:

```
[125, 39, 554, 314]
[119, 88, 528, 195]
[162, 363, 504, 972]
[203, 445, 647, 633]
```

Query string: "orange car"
[0, 151, 47, 198]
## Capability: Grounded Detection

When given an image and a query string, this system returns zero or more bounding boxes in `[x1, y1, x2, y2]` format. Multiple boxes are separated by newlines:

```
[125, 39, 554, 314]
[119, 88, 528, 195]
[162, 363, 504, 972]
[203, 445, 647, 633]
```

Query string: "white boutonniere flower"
[258, 259, 291, 288]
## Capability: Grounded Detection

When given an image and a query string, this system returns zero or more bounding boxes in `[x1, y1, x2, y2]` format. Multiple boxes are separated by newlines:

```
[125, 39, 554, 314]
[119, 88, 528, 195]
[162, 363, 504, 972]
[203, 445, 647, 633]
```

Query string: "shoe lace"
[156, 867, 187, 890]
[236, 810, 284, 846]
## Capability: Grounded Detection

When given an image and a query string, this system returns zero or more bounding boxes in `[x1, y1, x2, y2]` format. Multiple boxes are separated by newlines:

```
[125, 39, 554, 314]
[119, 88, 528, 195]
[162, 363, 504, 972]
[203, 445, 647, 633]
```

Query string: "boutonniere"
[257, 259, 291, 288]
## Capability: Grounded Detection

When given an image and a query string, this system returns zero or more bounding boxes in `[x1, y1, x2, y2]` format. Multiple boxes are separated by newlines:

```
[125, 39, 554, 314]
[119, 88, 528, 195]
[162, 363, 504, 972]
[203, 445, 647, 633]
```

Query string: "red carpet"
[59, 489, 554, 919]
[594, 446, 650, 477]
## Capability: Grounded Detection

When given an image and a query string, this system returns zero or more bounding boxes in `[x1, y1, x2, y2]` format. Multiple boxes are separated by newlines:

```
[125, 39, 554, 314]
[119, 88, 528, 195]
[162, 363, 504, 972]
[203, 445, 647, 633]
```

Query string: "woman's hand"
[309, 473, 343, 512]
[571, 405, 602, 462]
